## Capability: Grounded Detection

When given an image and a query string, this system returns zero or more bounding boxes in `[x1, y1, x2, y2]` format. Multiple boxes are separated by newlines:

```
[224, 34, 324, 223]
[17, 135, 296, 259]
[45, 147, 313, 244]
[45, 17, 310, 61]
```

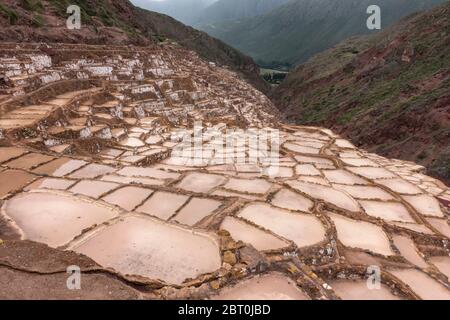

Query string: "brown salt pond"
[359, 200, 415, 223]
[5, 153, 54, 170]
[211, 273, 309, 300]
[172, 198, 222, 226]
[0, 170, 36, 198]
[2, 191, 119, 247]
[389, 269, 450, 300]
[238, 203, 325, 248]
[270, 189, 313, 212]
[286, 181, 360, 213]
[177, 173, 227, 193]
[136, 191, 189, 220]
[220, 217, 290, 251]
[33, 158, 87, 177]
[330, 280, 402, 300]
[69, 181, 119, 198]
[429, 256, 450, 279]
[328, 213, 394, 256]
[392, 235, 428, 268]
[102, 186, 153, 211]
[71, 215, 221, 285]
[0, 147, 27, 164]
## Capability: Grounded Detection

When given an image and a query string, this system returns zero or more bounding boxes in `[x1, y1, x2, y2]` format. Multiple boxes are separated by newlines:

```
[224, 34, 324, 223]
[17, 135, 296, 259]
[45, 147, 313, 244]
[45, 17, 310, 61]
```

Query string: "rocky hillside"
[273, 3, 450, 183]
[0, 0, 268, 92]
[199, 0, 446, 69]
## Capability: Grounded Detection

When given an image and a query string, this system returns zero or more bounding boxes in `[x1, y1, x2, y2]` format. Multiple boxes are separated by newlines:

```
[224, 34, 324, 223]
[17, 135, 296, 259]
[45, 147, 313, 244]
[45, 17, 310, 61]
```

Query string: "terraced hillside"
[274, 3, 450, 184]
[0, 0, 268, 92]
[0, 43, 449, 300]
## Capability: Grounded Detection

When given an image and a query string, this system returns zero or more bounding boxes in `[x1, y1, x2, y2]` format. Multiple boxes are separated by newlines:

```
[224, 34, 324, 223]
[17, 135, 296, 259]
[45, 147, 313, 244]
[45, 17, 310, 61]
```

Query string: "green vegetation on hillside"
[0, 4, 19, 25]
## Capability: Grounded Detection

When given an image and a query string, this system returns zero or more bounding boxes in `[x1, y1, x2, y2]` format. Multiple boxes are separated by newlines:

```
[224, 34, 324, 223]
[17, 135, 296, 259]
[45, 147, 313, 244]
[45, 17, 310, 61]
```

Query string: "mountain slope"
[195, 0, 290, 25]
[0, 0, 268, 92]
[199, 0, 447, 68]
[132, 0, 215, 25]
[273, 3, 450, 183]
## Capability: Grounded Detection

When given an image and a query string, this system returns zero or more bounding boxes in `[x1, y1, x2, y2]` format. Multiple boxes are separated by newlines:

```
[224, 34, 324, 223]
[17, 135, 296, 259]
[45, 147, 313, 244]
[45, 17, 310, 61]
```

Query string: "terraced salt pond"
[286, 181, 360, 213]
[330, 280, 402, 300]
[332, 184, 394, 200]
[429, 256, 450, 279]
[177, 173, 227, 193]
[69, 181, 119, 198]
[136, 191, 189, 220]
[392, 235, 428, 268]
[0, 147, 27, 163]
[211, 273, 309, 300]
[223, 178, 272, 195]
[5, 153, 54, 170]
[328, 213, 394, 256]
[238, 203, 325, 248]
[70, 215, 221, 285]
[25, 177, 76, 191]
[101, 186, 153, 211]
[389, 269, 450, 300]
[270, 189, 314, 212]
[322, 169, 367, 185]
[220, 217, 290, 251]
[32, 158, 87, 177]
[2, 191, 119, 247]
[402, 194, 443, 217]
[0, 170, 36, 198]
[359, 200, 415, 223]
[376, 178, 423, 195]
[172, 198, 222, 226]
[69, 163, 116, 179]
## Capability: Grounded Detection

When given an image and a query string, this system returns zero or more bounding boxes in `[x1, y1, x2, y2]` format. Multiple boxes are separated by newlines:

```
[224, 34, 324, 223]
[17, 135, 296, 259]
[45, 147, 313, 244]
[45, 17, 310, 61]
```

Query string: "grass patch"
[21, 0, 44, 12]
[31, 13, 45, 27]
[0, 4, 19, 25]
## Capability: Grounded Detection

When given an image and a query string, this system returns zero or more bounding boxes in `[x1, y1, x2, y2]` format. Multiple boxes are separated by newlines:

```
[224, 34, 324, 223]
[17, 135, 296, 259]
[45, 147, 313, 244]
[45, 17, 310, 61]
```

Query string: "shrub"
[0, 4, 19, 25]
